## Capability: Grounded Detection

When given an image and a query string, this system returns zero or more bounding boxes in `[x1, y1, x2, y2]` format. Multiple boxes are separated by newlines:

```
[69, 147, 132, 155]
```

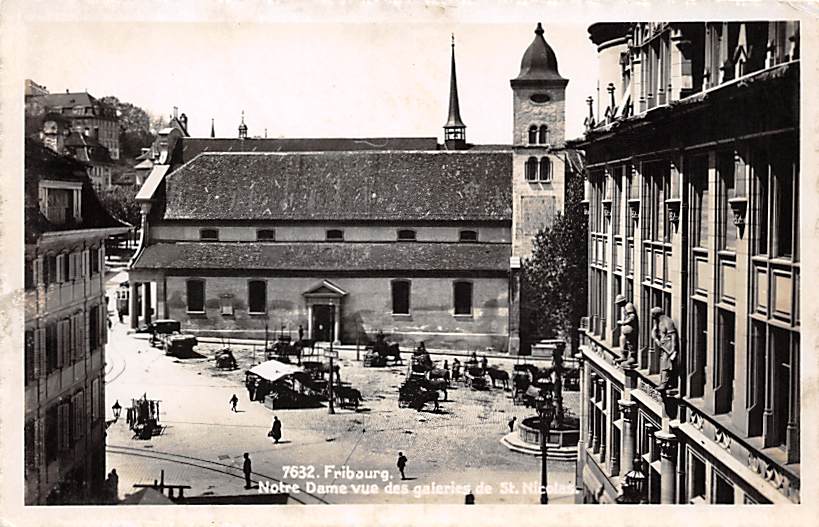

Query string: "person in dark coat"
[480, 355, 488, 372]
[397, 452, 408, 480]
[229, 394, 239, 412]
[298, 325, 304, 342]
[508, 416, 517, 433]
[270, 416, 282, 443]
[243, 453, 252, 489]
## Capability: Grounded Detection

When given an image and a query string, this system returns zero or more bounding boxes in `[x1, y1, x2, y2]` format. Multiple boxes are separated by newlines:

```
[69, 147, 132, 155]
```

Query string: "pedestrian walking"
[298, 324, 304, 342]
[229, 394, 239, 412]
[117, 311, 123, 324]
[397, 452, 408, 480]
[443, 360, 449, 371]
[269, 416, 282, 443]
[106, 469, 119, 503]
[243, 453, 253, 489]
[480, 355, 488, 372]
[508, 416, 517, 433]
[452, 358, 461, 381]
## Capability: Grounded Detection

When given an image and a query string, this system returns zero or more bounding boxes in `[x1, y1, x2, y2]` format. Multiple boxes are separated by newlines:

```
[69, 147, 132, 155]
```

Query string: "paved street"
[103, 270, 579, 504]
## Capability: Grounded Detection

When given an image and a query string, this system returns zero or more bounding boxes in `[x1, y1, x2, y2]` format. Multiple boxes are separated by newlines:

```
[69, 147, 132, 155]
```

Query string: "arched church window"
[525, 157, 538, 182]
[539, 125, 549, 145]
[528, 125, 538, 145]
[539, 157, 552, 182]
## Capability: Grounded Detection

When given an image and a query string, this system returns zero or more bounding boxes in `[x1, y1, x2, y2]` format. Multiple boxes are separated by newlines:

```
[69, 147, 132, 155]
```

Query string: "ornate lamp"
[536, 383, 555, 505]
[112, 400, 122, 420]
[617, 457, 647, 503]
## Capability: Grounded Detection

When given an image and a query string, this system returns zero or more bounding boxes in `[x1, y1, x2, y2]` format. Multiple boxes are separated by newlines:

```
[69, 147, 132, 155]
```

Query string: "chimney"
[173, 106, 178, 119]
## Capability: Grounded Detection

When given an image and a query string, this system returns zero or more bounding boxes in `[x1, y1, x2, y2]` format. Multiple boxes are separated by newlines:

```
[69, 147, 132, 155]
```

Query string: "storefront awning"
[247, 359, 304, 383]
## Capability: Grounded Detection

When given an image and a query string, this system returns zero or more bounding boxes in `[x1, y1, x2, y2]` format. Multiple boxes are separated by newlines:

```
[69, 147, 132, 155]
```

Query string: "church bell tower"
[443, 35, 467, 150]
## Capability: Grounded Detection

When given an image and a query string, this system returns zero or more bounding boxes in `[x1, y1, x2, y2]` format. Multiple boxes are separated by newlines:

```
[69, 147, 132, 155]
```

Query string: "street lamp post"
[112, 400, 122, 421]
[536, 379, 555, 505]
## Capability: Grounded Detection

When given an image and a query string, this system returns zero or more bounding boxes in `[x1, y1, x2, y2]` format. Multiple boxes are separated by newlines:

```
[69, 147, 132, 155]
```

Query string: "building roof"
[65, 132, 114, 164]
[32, 92, 97, 108]
[163, 151, 512, 222]
[25, 139, 129, 242]
[180, 137, 441, 162]
[513, 23, 566, 83]
[131, 241, 511, 273]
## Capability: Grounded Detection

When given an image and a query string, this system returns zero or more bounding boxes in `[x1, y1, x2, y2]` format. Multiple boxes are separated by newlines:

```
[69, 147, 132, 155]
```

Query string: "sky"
[22, 19, 599, 143]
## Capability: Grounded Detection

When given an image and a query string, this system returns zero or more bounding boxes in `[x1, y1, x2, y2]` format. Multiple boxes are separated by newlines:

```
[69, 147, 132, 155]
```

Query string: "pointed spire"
[238, 110, 248, 139]
[444, 33, 466, 148]
[210, 118, 215, 138]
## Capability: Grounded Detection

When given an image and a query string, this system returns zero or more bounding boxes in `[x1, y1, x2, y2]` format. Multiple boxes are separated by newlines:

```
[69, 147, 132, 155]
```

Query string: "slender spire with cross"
[444, 33, 466, 149]
[210, 118, 215, 138]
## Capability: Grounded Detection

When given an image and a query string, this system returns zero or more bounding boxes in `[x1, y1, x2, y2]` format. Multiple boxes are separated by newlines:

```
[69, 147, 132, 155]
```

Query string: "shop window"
[392, 280, 411, 315]
[326, 229, 344, 241]
[186, 280, 205, 313]
[453, 281, 473, 316]
[248, 281, 266, 314]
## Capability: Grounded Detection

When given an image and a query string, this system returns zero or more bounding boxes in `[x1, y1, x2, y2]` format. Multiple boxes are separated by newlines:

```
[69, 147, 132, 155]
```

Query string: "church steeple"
[238, 111, 248, 139]
[211, 118, 215, 138]
[444, 34, 467, 150]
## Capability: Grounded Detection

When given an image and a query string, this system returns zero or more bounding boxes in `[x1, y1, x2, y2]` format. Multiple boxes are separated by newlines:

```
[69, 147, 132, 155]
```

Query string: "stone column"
[155, 276, 166, 320]
[655, 431, 678, 504]
[130, 281, 139, 329]
[143, 282, 152, 325]
[590, 373, 599, 453]
[597, 378, 606, 459]
[333, 302, 341, 345]
[307, 304, 313, 340]
[508, 258, 521, 355]
[619, 399, 637, 474]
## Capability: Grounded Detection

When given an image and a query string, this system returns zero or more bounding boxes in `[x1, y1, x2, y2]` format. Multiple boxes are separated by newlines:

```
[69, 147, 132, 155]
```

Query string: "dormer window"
[397, 229, 417, 241]
[539, 157, 552, 182]
[326, 229, 344, 241]
[528, 125, 538, 144]
[459, 230, 478, 242]
[257, 229, 276, 241]
[538, 125, 549, 145]
[38, 180, 82, 226]
[200, 228, 219, 241]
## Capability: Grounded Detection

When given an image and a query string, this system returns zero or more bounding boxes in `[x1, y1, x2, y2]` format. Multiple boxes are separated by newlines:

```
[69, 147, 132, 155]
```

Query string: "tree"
[100, 96, 155, 161]
[521, 166, 588, 353]
[97, 186, 141, 227]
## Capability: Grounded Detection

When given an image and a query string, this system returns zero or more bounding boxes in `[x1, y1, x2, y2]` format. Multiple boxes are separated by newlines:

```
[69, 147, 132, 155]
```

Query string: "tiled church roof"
[163, 151, 513, 222]
[132, 241, 511, 273]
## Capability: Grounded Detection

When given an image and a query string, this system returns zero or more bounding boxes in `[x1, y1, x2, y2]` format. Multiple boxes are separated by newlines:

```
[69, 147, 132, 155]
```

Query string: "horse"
[427, 367, 450, 386]
[383, 343, 403, 364]
[486, 366, 510, 390]
[334, 386, 364, 409]
[422, 377, 448, 401]
[413, 389, 440, 412]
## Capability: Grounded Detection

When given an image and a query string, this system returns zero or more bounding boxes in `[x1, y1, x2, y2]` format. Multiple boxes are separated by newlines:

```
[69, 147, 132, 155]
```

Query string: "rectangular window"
[747, 320, 766, 436]
[46, 323, 58, 373]
[248, 281, 267, 314]
[714, 309, 735, 414]
[25, 259, 34, 290]
[58, 402, 71, 451]
[73, 391, 85, 440]
[45, 405, 58, 462]
[392, 280, 411, 315]
[459, 230, 478, 242]
[187, 280, 205, 313]
[326, 229, 344, 241]
[688, 300, 707, 398]
[753, 148, 769, 255]
[62, 253, 70, 282]
[712, 470, 735, 504]
[200, 229, 219, 241]
[257, 229, 276, 241]
[25, 330, 35, 384]
[90, 247, 100, 275]
[689, 156, 709, 248]
[718, 152, 736, 251]
[220, 295, 234, 316]
[89, 305, 99, 351]
[453, 281, 473, 316]
[771, 327, 792, 448]
[397, 229, 417, 241]
[772, 154, 794, 258]
[689, 453, 707, 503]
[47, 255, 57, 284]
[91, 378, 100, 423]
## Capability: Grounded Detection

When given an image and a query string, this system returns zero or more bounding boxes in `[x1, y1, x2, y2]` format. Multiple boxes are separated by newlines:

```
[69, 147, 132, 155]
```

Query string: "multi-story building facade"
[24, 139, 129, 504]
[572, 22, 799, 504]
[128, 25, 580, 354]
[27, 86, 121, 160]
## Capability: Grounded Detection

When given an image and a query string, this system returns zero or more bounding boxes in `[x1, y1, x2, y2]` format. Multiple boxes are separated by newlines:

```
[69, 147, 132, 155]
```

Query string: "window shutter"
[34, 257, 40, 286]
[82, 249, 89, 278]
[56, 321, 64, 369]
[36, 328, 45, 377]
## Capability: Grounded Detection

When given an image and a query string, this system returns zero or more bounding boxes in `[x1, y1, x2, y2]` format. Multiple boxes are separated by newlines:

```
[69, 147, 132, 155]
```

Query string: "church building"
[128, 24, 581, 353]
